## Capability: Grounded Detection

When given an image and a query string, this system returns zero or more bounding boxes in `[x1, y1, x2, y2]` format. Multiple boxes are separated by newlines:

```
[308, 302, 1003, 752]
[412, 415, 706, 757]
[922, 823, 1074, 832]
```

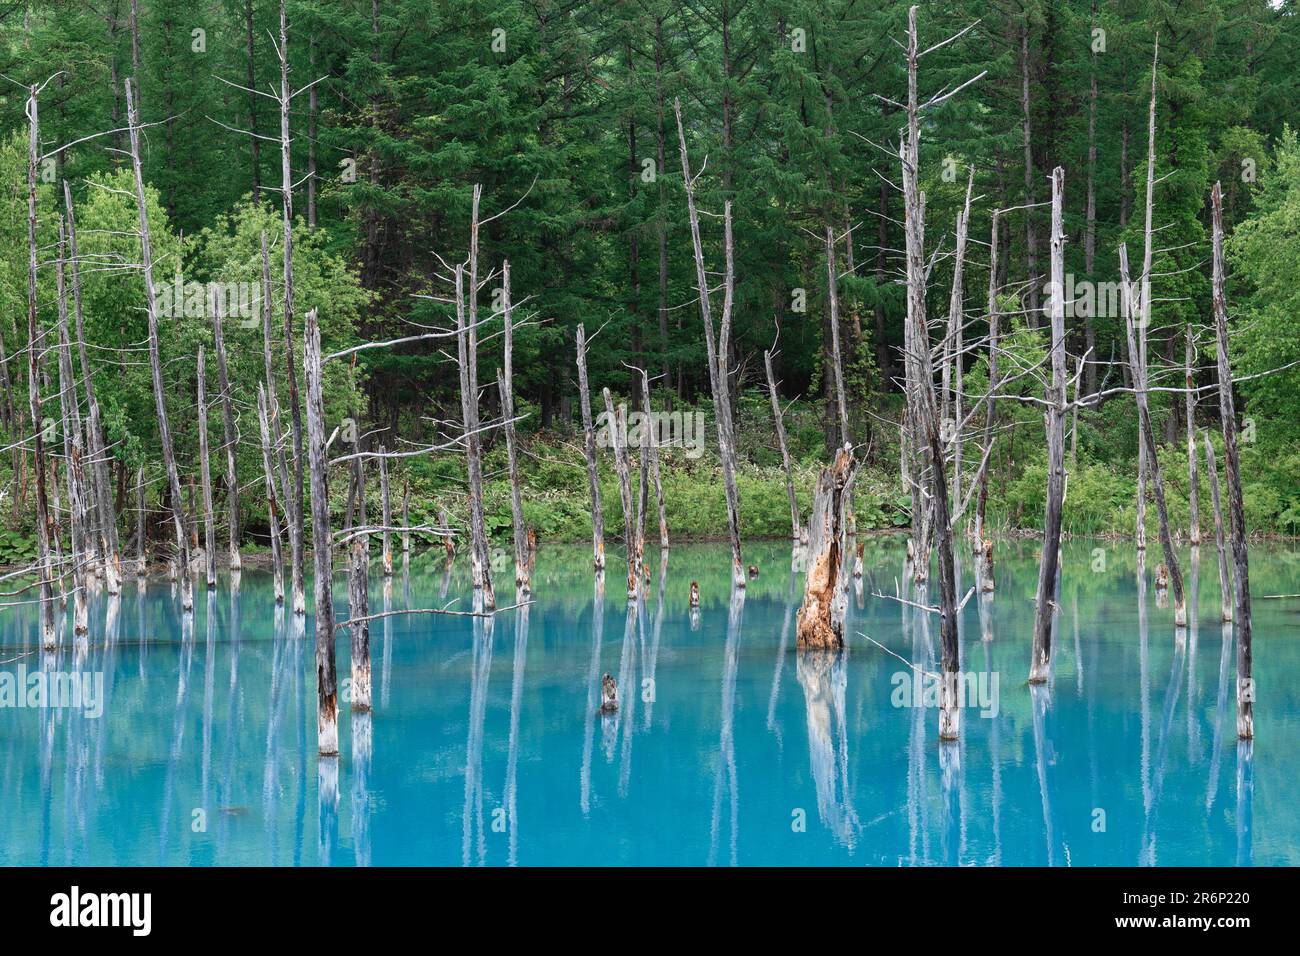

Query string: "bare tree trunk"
[1135, 41, 1161, 555]
[257, 384, 286, 604]
[1029, 167, 1069, 683]
[197, 347, 217, 589]
[304, 307, 338, 755]
[454, 234, 493, 608]
[1083, 0, 1099, 393]
[25, 87, 57, 649]
[278, 2, 306, 616]
[1210, 182, 1251, 739]
[602, 388, 637, 601]
[498, 261, 528, 591]
[64, 181, 119, 591]
[824, 224, 850, 447]
[378, 446, 393, 576]
[943, 170, 973, 513]
[674, 99, 744, 588]
[212, 308, 241, 570]
[126, 78, 192, 612]
[1203, 431, 1231, 623]
[974, 210, 1002, 560]
[55, 228, 88, 636]
[307, 33, 317, 228]
[576, 323, 605, 573]
[1185, 326, 1200, 545]
[135, 466, 146, 577]
[640, 367, 669, 552]
[349, 452, 371, 711]
[796, 448, 856, 650]
[1121, 242, 1187, 626]
[244, 0, 260, 200]
[899, 8, 960, 736]
[765, 348, 800, 541]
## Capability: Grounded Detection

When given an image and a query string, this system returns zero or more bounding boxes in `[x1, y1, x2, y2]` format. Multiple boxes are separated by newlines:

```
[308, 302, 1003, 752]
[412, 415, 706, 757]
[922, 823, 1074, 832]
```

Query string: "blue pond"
[1, 537, 1297, 866]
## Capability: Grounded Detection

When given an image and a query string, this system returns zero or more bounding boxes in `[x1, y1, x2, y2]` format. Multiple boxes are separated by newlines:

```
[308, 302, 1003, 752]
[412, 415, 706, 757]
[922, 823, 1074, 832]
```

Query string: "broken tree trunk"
[25, 86, 57, 649]
[765, 347, 800, 541]
[602, 388, 638, 601]
[974, 209, 1002, 561]
[498, 260, 529, 591]
[1029, 167, 1069, 683]
[211, 304, 241, 571]
[197, 347, 217, 589]
[576, 323, 605, 573]
[1121, 242, 1187, 627]
[1210, 182, 1251, 739]
[135, 466, 146, 576]
[257, 383, 286, 604]
[1203, 430, 1231, 623]
[304, 307, 338, 755]
[796, 447, 856, 650]
[402, 480, 411, 559]
[126, 77, 192, 612]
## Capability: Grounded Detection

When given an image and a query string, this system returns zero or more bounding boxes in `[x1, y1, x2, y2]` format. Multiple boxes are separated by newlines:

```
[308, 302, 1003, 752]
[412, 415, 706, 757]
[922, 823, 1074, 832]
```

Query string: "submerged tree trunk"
[796, 447, 856, 651]
[378, 446, 393, 577]
[1185, 326, 1200, 546]
[1210, 182, 1251, 739]
[304, 307, 338, 755]
[602, 388, 637, 600]
[1029, 168, 1069, 684]
[126, 78, 192, 612]
[975, 209, 1002, 563]
[54, 229, 88, 636]
[455, 220, 494, 609]
[639, 367, 668, 552]
[349, 452, 371, 712]
[576, 323, 605, 573]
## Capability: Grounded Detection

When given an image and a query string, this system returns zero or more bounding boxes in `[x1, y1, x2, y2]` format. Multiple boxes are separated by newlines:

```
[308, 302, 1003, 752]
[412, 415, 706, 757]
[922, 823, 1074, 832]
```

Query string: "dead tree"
[24, 86, 57, 648]
[1202, 431, 1231, 622]
[304, 307, 338, 755]
[64, 181, 120, 593]
[674, 99, 744, 588]
[1210, 182, 1251, 739]
[796, 447, 856, 650]
[1134, 40, 1161, 554]
[378, 446, 393, 576]
[896, 6, 969, 731]
[942, 169, 974, 512]
[454, 239, 494, 609]
[765, 346, 800, 541]
[349, 453, 371, 711]
[211, 304, 242, 571]
[197, 347, 217, 589]
[1185, 326, 1200, 545]
[575, 323, 605, 573]
[1029, 168, 1069, 683]
[134, 466, 146, 576]
[257, 383, 286, 603]
[602, 388, 638, 600]
[973, 209, 1002, 561]
[639, 367, 668, 552]
[402, 480, 411, 560]
[497, 260, 529, 591]
[824, 224, 850, 447]
[127, 77, 193, 610]
[54, 225, 88, 636]
[1120, 242, 1186, 626]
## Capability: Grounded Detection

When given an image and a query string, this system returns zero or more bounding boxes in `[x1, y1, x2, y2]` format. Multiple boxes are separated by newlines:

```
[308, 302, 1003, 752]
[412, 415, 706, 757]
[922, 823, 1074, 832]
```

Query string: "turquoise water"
[1, 537, 1297, 866]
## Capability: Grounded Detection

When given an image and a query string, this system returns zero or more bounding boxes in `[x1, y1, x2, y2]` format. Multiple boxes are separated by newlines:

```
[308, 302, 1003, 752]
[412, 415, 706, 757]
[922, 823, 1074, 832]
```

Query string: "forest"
[0, 0, 1297, 567]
